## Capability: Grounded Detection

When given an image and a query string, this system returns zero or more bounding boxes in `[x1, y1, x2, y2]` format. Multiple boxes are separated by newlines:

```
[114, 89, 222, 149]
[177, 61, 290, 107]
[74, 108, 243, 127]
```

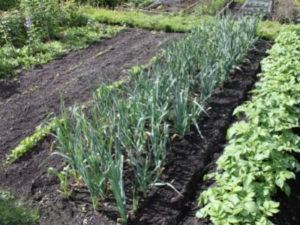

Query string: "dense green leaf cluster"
[195, 0, 226, 16]
[0, 0, 19, 10]
[53, 16, 258, 223]
[0, 190, 39, 225]
[197, 25, 300, 225]
[2, 124, 53, 167]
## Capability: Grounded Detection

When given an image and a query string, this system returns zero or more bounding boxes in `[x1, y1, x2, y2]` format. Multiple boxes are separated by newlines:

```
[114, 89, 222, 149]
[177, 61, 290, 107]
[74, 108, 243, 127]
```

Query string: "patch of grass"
[257, 20, 289, 39]
[0, 190, 39, 225]
[80, 6, 211, 32]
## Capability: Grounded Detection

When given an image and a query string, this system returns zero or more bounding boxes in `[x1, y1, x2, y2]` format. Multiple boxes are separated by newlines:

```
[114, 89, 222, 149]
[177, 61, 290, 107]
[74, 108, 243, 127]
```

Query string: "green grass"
[80, 6, 211, 32]
[258, 21, 290, 39]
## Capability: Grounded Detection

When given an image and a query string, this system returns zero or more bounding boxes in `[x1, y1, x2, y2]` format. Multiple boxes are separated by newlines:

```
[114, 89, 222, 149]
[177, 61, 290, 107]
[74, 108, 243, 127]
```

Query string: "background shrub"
[0, 0, 19, 11]
[0, 10, 27, 46]
[0, 190, 39, 225]
[75, 0, 124, 7]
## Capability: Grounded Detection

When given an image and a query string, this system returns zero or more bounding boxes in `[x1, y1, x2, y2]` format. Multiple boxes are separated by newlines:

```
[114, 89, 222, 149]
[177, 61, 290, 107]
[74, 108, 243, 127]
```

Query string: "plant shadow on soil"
[2, 39, 299, 225]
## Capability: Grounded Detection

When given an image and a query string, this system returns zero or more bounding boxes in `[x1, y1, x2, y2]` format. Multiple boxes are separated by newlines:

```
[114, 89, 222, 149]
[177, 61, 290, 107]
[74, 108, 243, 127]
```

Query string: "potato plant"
[197, 25, 300, 225]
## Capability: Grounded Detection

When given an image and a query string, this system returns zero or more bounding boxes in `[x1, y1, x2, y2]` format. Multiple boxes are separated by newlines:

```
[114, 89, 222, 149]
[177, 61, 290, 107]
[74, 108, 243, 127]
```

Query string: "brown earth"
[0, 28, 181, 162]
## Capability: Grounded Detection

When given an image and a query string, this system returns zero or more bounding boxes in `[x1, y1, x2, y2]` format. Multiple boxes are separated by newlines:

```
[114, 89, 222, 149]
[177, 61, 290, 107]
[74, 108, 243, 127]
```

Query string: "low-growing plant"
[0, 10, 27, 46]
[197, 25, 300, 225]
[0, 0, 19, 10]
[0, 190, 39, 225]
[195, 0, 226, 16]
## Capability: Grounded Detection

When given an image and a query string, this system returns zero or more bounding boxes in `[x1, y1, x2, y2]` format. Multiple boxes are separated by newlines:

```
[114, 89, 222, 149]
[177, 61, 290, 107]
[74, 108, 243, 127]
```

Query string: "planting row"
[50, 16, 258, 223]
[197, 25, 300, 224]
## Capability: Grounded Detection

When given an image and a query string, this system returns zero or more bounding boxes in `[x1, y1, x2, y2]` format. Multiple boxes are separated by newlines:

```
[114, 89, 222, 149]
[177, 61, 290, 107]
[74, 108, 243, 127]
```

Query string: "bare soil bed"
[0, 28, 181, 162]
[0, 38, 274, 225]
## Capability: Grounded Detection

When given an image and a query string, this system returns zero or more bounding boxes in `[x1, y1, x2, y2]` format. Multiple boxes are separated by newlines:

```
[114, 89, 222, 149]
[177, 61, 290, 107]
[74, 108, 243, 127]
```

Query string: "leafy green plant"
[0, 10, 27, 46]
[195, 0, 226, 16]
[0, 190, 39, 225]
[2, 123, 53, 167]
[0, 0, 19, 10]
[20, 0, 65, 42]
[48, 165, 77, 196]
[197, 25, 300, 225]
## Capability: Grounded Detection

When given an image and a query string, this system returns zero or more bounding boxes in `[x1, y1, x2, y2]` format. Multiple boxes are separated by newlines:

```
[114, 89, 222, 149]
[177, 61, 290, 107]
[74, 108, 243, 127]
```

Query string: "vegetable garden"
[0, 0, 299, 225]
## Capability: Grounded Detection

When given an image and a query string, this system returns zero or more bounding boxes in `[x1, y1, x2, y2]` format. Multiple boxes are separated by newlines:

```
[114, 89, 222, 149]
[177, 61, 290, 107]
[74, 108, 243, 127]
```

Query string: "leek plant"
[53, 15, 259, 223]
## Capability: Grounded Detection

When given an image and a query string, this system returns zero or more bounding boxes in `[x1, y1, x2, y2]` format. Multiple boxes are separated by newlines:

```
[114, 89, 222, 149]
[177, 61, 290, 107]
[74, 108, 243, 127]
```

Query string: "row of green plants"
[197, 25, 300, 224]
[0, 0, 122, 78]
[52, 15, 259, 223]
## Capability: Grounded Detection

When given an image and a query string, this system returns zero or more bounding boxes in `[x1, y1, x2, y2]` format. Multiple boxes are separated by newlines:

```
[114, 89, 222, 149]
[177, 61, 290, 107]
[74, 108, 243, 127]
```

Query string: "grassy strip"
[79, 6, 211, 32]
[53, 16, 258, 223]
[79, 6, 291, 40]
[197, 25, 300, 225]
[257, 21, 290, 40]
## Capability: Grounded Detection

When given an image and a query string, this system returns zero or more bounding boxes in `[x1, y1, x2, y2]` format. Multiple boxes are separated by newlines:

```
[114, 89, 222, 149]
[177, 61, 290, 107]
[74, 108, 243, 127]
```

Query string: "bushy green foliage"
[197, 25, 300, 225]
[20, 0, 68, 41]
[0, 10, 27, 46]
[195, 0, 226, 16]
[53, 15, 258, 223]
[0, 190, 39, 225]
[0, 0, 19, 10]
[75, 0, 123, 7]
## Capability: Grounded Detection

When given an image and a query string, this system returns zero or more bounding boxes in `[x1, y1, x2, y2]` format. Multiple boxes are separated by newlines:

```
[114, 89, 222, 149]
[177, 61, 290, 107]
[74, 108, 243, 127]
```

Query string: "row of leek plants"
[197, 25, 300, 224]
[53, 15, 259, 223]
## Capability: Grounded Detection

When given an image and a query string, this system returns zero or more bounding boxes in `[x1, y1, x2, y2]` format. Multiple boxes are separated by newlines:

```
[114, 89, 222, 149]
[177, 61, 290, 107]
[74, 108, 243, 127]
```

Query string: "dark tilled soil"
[0, 28, 181, 162]
[272, 155, 300, 225]
[3, 37, 296, 225]
[129, 39, 272, 225]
